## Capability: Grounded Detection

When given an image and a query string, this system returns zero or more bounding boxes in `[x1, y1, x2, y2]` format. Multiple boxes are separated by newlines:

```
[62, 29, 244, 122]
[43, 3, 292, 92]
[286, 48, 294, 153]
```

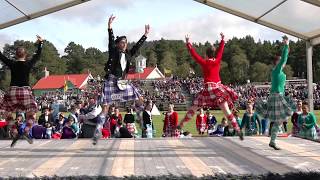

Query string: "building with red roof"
[32, 73, 93, 96]
[126, 67, 165, 80]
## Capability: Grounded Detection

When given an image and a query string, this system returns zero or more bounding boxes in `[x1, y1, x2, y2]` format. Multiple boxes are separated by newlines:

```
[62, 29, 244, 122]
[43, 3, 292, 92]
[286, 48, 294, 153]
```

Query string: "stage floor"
[0, 137, 319, 178]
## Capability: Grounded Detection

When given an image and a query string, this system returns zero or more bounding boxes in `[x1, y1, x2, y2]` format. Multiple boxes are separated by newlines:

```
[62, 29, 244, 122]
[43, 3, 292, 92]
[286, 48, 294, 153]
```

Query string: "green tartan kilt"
[255, 93, 296, 123]
[299, 126, 318, 140]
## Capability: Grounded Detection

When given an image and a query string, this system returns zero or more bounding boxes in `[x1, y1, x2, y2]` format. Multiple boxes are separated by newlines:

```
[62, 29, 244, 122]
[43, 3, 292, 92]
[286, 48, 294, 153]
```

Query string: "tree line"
[0, 35, 319, 90]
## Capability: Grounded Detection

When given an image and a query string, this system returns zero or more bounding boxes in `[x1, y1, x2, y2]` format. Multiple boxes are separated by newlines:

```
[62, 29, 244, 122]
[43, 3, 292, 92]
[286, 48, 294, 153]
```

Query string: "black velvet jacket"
[104, 28, 147, 79]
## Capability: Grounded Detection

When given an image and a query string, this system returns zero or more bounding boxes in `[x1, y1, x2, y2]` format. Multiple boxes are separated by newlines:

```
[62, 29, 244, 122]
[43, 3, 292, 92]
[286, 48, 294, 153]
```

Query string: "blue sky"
[0, 0, 294, 55]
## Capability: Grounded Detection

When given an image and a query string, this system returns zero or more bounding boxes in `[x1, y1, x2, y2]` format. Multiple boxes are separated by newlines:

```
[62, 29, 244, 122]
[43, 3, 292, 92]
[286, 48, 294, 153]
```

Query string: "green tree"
[250, 62, 271, 82]
[146, 50, 157, 67]
[175, 63, 190, 78]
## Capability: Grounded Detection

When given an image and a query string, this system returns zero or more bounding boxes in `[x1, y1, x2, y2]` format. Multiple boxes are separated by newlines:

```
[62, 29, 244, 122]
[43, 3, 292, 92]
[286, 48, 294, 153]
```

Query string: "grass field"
[127, 110, 320, 138]
[50, 110, 320, 138]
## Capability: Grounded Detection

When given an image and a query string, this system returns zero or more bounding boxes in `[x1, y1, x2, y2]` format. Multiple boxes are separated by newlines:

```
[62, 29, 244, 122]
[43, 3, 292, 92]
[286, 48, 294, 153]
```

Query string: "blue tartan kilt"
[255, 93, 296, 123]
[102, 75, 141, 104]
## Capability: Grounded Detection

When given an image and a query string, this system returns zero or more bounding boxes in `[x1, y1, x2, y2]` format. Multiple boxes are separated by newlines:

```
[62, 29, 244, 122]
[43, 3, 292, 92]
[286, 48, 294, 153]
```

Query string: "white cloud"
[47, 0, 132, 26]
[125, 11, 297, 45]
[0, 34, 15, 49]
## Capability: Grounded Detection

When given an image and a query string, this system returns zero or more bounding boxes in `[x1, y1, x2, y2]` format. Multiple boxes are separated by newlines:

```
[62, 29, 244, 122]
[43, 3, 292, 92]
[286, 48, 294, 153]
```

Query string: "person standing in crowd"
[142, 100, 153, 138]
[240, 102, 262, 136]
[79, 96, 102, 138]
[0, 35, 44, 146]
[255, 36, 295, 150]
[298, 101, 318, 140]
[179, 33, 243, 140]
[163, 103, 179, 137]
[196, 108, 208, 135]
[291, 100, 303, 136]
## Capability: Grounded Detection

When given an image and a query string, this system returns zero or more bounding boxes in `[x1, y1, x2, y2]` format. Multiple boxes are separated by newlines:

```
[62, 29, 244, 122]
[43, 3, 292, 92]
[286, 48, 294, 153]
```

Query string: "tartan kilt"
[126, 123, 137, 135]
[102, 75, 141, 104]
[255, 93, 295, 123]
[165, 127, 180, 137]
[193, 82, 238, 109]
[291, 126, 300, 136]
[0, 86, 37, 112]
[299, 127, 318, 140]
[200, 123, 207, 133]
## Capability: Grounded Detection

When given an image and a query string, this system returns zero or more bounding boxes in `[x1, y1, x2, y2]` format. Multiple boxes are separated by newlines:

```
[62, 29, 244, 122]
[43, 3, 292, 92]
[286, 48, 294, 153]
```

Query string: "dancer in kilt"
[102, 14, 150, 106]
[0, 35, 44, 147]
[255, 36, 295, 150]
[163, 103, 179, 137]
[94, 15, 149, 144]
[179, 33, 243, 140]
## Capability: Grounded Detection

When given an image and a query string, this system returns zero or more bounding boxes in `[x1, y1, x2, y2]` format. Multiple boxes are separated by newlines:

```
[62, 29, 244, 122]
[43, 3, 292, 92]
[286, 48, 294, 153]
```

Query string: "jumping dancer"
[255, 36, 295, 150]
[0, 35, 44, 147]
[93, 15, 150, 144]
[102, 14, 150, 106]
[179, 33, 243, 140]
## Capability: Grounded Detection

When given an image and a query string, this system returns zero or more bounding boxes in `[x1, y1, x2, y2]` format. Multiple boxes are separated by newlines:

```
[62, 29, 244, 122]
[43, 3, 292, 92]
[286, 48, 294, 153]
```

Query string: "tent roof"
[195, 0, 320, 45]
[0, 0, 90, 29]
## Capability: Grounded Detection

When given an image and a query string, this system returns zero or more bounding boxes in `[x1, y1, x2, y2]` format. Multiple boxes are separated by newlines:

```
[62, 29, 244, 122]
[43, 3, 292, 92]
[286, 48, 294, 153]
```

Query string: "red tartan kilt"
[165, 128, 180, 137]
[193, 83, 238, 109]
[0, 86, 37, 112]
[102, 128, 110, 138]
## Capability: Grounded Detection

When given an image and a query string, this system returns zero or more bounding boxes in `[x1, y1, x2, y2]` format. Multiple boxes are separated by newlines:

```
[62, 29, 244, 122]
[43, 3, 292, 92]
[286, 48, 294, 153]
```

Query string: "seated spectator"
[209, 118, 227, 136]
[110, 107, 123, 137]
[61, 119, 77, 139]
[206, 110, 217, 133]
[298, 101, 318, 140]
[31, 123, 46, 139]
[118, 127, 133, 138]
[124, 107, 137, 136]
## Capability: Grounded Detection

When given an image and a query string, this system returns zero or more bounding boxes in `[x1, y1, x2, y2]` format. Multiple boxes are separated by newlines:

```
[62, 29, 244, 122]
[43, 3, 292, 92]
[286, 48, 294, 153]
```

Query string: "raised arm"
[274, 38, 289, 73]
[29, 35, 44, 67]
[214, 33, 225, 63]
[185, 35, 205, 66]
[108, 15, 116, 52]
[129, 24, 149, 56]
[0, 50, 12, 67]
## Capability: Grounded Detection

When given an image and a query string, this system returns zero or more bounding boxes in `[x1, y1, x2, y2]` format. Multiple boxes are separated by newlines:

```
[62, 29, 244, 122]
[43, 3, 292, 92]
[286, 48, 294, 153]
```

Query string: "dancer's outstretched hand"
[144, 24, 150, 36]
[108, 14, 116, 29]
[36, 35, 43, 43]
[220, 32, 224, 40]
[185, 34, 190, 44]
